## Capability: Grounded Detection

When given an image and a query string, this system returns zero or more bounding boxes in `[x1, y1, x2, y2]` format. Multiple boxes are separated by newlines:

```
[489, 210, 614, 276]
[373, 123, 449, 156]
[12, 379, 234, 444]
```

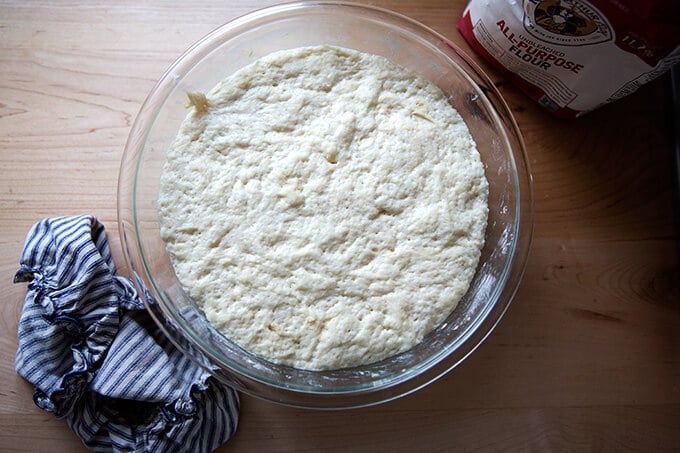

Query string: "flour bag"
[458, 0, 680, 117]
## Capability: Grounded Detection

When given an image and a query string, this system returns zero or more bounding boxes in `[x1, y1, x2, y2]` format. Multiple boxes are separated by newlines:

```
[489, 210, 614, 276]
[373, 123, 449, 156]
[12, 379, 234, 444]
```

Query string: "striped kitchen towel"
[14, 215, 239, 453]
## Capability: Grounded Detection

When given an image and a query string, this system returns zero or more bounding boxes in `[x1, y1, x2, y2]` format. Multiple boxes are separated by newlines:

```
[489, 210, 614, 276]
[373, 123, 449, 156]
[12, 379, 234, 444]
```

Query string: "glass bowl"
[117, 1, 533, 409]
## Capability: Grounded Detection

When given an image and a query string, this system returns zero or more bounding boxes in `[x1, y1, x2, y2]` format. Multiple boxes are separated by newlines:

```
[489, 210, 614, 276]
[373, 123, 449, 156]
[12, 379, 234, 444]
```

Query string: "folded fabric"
[14, 215, 239, 452]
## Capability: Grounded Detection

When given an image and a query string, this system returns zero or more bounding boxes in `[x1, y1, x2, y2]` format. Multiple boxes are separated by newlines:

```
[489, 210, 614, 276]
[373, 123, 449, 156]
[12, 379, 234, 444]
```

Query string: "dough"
[158, 45, 488, 370]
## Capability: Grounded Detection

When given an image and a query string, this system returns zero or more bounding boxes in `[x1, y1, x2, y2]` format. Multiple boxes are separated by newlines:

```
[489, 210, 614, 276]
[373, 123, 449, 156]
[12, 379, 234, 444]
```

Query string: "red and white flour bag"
[458, 0, 680, 118]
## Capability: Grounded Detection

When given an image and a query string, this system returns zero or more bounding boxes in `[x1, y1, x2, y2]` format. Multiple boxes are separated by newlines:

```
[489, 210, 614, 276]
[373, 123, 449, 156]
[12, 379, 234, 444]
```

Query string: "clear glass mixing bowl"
[118, 1, 533, 409]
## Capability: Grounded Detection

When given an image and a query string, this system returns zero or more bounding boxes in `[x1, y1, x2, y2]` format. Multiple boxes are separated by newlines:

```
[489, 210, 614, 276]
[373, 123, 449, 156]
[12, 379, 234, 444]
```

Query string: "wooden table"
[1, 1, 678, 451]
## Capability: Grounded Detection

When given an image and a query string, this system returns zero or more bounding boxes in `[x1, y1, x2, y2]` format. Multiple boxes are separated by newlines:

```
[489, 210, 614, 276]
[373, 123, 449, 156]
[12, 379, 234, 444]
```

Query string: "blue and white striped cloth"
[14, 215, 239, 452]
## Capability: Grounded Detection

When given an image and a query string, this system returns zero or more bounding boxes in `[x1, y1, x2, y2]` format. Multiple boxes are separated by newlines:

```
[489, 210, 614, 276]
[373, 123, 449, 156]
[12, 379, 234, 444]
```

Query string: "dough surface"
[158, 45, 489, 370]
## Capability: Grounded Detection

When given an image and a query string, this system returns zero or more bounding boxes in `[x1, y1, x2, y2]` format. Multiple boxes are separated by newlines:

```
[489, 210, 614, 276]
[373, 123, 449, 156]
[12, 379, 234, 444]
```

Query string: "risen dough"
[158, 45, 489, 370]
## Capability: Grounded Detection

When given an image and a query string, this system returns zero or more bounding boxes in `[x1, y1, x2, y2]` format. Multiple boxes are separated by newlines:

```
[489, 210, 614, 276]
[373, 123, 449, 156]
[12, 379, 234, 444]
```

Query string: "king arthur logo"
[523, 0, 613, 46]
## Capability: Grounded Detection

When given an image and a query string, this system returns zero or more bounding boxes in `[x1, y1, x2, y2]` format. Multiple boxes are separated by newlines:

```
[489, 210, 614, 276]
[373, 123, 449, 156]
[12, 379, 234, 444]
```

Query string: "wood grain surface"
[1, 1, 678, 451]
